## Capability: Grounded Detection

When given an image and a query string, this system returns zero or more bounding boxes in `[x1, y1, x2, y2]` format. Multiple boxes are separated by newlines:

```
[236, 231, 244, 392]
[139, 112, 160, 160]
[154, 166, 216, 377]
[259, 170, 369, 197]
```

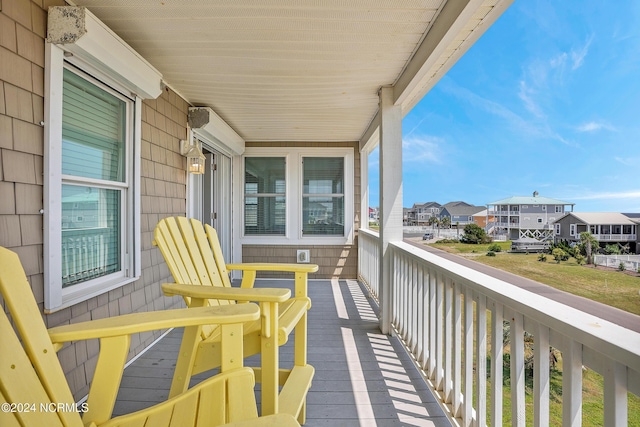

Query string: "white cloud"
[402, 135, 442, 164]
[576, 121, 616, 132]
[571, 35, 594, 70]
[570, 190, 640, 200]
[614, 156, 639, 166]
[439, 77, 576, 147]
[549, 52, 568, 69]
[518, 80, 545, 118]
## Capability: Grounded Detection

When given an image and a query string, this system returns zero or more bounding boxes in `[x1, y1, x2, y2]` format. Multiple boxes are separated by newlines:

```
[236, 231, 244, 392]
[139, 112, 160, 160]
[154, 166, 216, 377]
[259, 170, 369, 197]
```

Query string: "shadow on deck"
[113, 279, 452, 426]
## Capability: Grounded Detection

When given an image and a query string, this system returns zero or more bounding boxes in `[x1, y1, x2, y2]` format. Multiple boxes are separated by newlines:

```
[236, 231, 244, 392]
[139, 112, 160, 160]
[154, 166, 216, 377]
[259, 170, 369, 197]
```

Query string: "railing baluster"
[604, 359, 627, 426]
[411, 260, 418, 353]
[463, 287, 473, 427]
[491, 301, 503, 427]
[562, 339, 583, 427]
[444, 277, 453, 404]
[420, 266, 430, 370]
[475, 294, 487, 427]
[534, 321, 550, 427]
[435, 271, 444, 392]
[428, 269, 437, 380]
[511, 313, 525, 427]
[453, 282, 462, 419]
[403, 255, 409, 341]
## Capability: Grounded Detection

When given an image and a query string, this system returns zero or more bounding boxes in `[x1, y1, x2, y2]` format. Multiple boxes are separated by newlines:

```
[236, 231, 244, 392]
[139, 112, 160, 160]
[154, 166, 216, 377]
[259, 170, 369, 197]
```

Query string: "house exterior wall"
[553, 214, 576, 242]
[0, 2, 186, 399]
[474, 214, 494, 228]
[518, 204, 551, 229]
[242, 141, 360, 279]
[242, 244, 357, 278]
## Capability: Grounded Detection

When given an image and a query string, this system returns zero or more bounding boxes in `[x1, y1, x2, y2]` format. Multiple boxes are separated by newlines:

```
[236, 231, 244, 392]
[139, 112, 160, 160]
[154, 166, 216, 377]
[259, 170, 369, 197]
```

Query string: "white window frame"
[242, 154, 288, 238]
[239, 147, 354, 245]
[555, 223, 561, 235]
[570, 224, 576, 237]
[44, 10, 161, 312]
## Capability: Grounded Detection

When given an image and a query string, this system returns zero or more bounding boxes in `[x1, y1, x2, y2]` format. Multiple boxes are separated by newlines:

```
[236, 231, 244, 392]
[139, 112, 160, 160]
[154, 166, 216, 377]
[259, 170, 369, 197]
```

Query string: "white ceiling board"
[70, 0, 513, 143]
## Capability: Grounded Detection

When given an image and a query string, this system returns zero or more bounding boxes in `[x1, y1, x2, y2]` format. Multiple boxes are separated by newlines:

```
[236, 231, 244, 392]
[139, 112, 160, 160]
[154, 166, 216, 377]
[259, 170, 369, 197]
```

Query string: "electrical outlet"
[297, 249, 310, 263]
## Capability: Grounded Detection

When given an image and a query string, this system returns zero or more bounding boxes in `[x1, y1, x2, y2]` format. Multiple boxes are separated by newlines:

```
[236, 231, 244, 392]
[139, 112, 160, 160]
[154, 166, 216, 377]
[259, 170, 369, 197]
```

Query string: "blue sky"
[369, 0, 640, 213]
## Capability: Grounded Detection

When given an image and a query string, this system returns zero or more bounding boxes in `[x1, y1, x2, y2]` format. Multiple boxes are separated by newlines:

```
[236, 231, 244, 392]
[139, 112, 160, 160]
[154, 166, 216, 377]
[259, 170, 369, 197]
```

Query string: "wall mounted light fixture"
[180, 139, 206, 174]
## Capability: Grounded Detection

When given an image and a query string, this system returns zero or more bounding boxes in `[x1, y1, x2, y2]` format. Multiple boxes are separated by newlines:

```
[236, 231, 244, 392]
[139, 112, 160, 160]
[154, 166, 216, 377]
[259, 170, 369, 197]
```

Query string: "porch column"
[378, 86, 403, 334]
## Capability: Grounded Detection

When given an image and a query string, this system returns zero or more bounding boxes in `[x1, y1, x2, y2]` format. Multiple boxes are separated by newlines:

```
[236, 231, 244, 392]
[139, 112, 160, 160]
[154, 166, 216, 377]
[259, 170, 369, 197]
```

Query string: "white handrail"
[357, 231, 640, 426]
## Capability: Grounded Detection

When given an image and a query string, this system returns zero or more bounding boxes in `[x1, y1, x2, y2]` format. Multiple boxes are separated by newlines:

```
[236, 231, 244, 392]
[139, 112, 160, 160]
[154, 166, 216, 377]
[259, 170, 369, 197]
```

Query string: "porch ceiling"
[68, 0, 512, 143]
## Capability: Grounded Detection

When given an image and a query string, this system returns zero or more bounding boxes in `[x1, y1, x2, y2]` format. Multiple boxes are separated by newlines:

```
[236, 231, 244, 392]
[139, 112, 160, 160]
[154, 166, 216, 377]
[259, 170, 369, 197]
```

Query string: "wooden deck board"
[112, 279, 451, 426]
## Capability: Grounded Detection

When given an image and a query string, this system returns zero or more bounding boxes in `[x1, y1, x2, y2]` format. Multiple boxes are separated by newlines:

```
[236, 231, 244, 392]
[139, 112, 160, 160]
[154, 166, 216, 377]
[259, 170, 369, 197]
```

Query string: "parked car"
[423, 233, 433, 240]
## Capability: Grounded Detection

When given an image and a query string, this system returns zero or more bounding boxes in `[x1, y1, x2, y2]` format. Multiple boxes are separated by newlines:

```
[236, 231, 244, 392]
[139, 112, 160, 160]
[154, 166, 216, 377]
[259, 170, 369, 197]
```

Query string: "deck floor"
[113, 279, 451, 426]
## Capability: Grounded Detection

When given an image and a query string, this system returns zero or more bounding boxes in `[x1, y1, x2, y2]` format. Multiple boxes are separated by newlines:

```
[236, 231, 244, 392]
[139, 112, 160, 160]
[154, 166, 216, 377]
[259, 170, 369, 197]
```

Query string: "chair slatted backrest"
[0, 247, 81, 427]
[203, 222, 233, 288]
[154, 217, 232, 338]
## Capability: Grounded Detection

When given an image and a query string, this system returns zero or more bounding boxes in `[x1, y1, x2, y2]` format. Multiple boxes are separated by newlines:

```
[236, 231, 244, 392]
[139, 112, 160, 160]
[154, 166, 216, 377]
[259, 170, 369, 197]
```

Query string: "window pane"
[62, 68, 126, 182]
[303, 196, 344, 235]
[303, 157, 343, 194]
[244, 196, 286, 235]
[244, 157, 286, 235]
[303, 157, 344, 235]
[61, 185, 121, 287]
[245, 157, 285, 194]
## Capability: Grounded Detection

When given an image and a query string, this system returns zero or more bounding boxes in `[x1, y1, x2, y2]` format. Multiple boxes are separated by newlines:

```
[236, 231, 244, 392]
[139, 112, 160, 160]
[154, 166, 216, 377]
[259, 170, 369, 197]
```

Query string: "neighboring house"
[370, 207, 379, 221]
[439, 203, 485, 226]
[624, 213, 640, 252]
[487, 192, 575, 241]
[403, 207, 410, 225]
[473, 209, 495, 229]
[553, 212, 639, 254]
[406, 201, 441, 225]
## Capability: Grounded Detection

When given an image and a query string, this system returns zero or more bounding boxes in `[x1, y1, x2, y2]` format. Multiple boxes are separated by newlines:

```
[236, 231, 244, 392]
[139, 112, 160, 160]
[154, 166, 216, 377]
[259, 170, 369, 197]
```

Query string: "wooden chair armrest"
[48, 304, 260, 344]
[226, 263, 319, 274]
[162, 283, 291, 302]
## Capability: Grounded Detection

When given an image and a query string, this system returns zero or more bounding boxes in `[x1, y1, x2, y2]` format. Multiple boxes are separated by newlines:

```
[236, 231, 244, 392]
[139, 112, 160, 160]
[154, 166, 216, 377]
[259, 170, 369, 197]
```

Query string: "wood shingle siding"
[0, 2, 189, 399]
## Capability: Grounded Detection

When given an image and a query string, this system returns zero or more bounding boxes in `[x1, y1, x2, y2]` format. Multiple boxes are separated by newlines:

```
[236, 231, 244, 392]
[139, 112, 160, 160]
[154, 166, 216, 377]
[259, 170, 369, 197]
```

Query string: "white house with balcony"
[487, 192, 575, 241]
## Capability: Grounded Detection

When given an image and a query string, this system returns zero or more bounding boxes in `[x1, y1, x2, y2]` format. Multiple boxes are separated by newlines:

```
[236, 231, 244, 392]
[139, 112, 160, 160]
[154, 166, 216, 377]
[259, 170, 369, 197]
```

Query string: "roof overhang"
[68, 0, 514, 145]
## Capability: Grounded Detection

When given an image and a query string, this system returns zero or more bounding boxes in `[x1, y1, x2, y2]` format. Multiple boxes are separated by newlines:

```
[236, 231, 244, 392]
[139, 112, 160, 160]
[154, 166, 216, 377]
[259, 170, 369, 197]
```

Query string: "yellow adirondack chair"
[153, 217, 318, 423]
[0, 246, 300, 427]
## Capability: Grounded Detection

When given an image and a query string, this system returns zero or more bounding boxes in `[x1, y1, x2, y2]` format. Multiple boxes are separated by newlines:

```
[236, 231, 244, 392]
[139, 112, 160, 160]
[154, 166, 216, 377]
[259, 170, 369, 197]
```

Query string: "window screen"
[61, 185, 121, 287]
[60, 68, 128, 287]
[302, 157, 344, 235]
[244, 157, 286, 235]
[62, 68, 126, 182]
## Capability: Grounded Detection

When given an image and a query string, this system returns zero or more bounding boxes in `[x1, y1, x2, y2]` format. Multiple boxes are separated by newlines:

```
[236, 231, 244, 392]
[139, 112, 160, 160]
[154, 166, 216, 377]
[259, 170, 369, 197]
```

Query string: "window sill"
[45, 275, 139, 314]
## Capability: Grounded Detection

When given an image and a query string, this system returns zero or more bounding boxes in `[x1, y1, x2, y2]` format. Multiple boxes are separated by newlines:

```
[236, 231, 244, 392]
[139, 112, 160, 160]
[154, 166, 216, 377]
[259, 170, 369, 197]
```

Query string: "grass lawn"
[430, 241, 640, 316]
[492, 362, 640, 427]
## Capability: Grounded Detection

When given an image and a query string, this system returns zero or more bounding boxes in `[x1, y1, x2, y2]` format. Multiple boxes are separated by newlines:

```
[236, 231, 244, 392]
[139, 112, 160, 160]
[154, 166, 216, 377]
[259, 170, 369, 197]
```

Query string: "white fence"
[358, 228, 640, 427]
[594, 255, 640, 272]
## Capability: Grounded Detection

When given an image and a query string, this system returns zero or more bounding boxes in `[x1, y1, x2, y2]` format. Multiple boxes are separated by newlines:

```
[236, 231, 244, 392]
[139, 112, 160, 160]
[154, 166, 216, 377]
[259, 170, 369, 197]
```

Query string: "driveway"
[404, 238, 640, 334]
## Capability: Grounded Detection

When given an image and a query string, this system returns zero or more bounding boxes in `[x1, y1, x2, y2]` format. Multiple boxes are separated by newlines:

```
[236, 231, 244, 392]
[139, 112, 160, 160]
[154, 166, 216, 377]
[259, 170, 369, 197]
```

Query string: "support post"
[378, 86, 403, 335]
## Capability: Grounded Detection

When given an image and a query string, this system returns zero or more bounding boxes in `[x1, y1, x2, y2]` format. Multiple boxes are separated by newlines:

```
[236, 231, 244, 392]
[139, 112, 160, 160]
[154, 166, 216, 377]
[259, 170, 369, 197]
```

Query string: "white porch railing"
[594, 255, 640, 272]
[358, 228, 380, 299]
[593, 234, 637, 241]
[358, 228, 640, 427]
